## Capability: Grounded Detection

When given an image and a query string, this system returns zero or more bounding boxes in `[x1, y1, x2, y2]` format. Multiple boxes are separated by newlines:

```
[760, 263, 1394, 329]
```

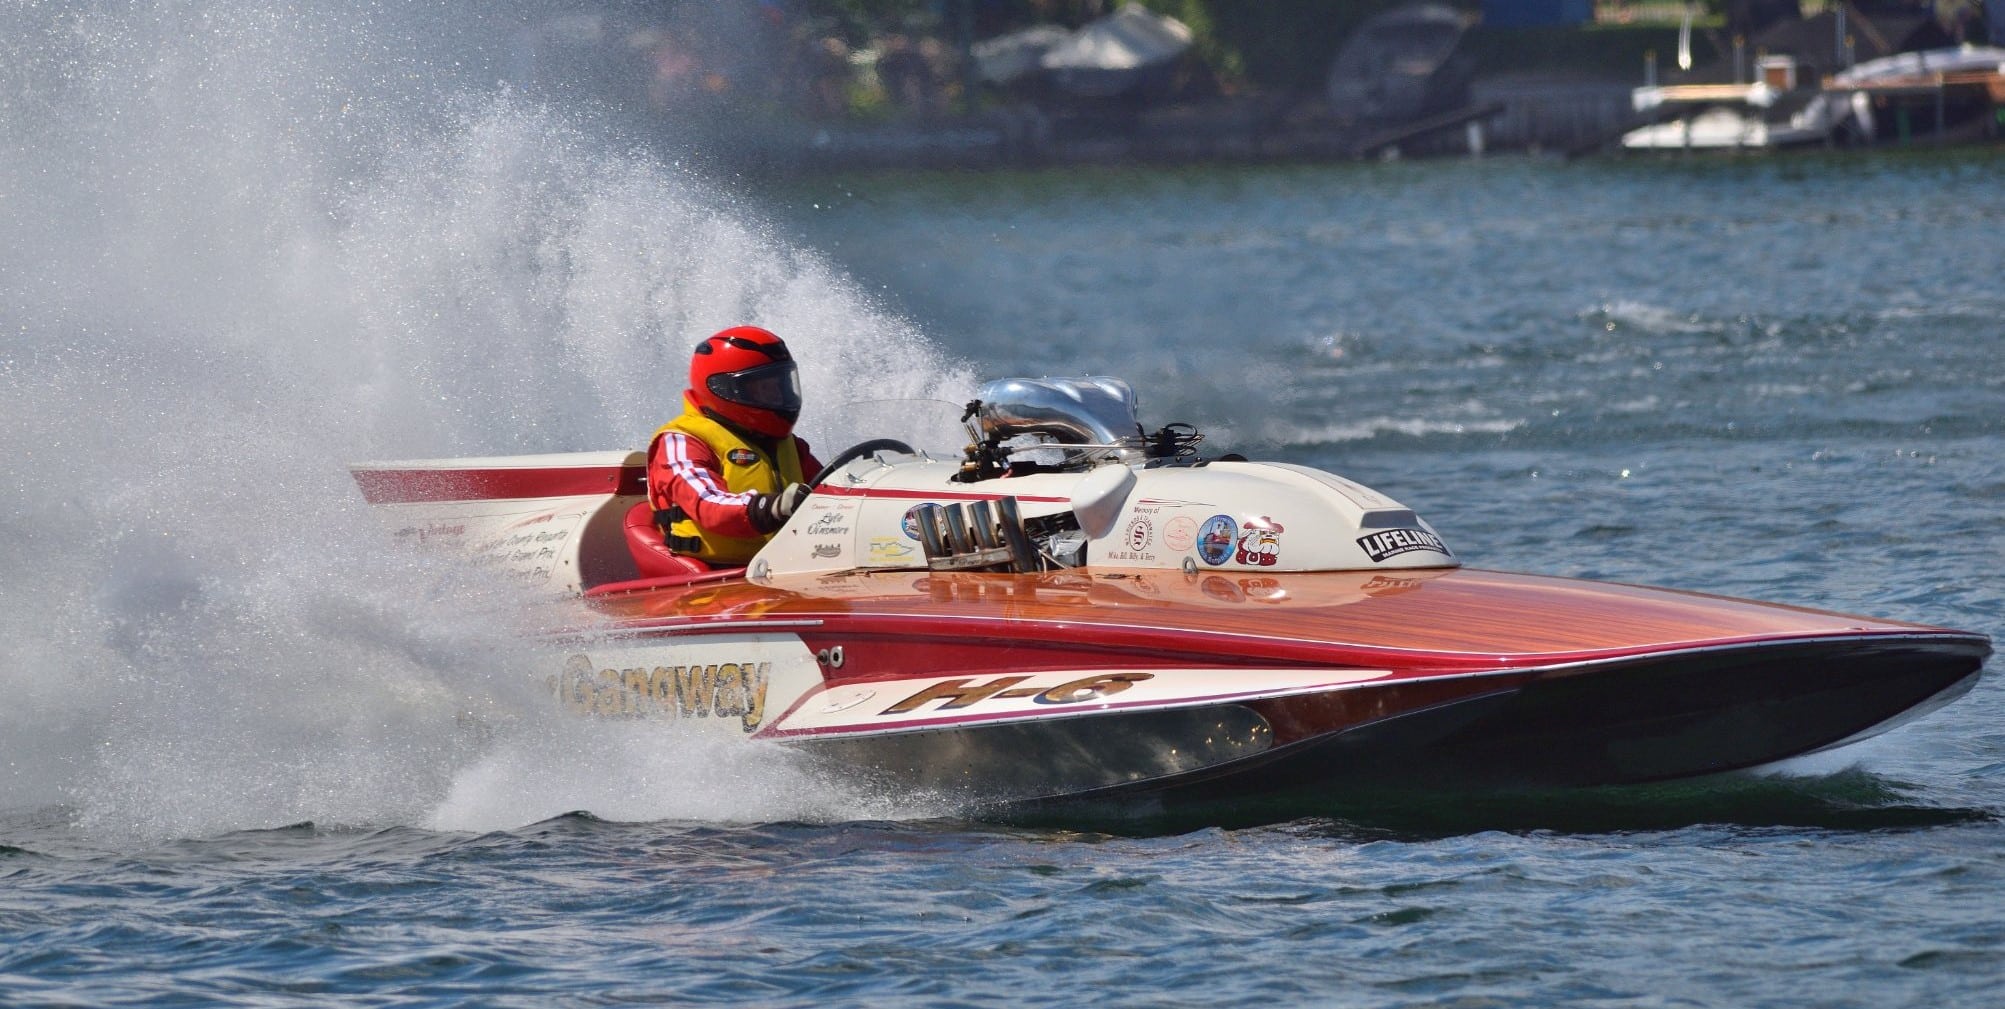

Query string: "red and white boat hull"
[353, 438, 1990, 814]
[550, 567, 1988, 808]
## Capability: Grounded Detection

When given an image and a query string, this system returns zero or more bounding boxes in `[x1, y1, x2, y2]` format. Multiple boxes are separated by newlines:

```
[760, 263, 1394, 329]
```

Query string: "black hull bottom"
[800, 636, 1988, 824]
[1042, 636, 1988, 818]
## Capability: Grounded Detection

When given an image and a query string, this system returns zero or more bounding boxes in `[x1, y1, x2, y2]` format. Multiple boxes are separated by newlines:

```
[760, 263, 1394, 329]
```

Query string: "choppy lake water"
[3, 3, 2003, 1002]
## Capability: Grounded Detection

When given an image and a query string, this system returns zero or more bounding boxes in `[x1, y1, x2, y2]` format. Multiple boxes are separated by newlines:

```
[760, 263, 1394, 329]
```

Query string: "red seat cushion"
[623, 501, 711, 579]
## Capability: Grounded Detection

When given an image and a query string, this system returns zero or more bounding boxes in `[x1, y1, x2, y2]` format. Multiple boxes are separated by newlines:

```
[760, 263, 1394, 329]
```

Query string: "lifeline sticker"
[1357, 527, 1450, 562]
[1196, 514, 1238, 566]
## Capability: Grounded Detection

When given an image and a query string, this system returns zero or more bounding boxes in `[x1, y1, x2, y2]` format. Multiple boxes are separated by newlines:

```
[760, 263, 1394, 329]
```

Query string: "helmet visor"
[706, 360, 802, 421]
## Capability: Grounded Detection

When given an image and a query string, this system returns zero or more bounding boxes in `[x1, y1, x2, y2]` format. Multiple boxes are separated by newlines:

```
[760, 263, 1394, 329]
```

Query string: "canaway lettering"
[549, 653, 770, 731]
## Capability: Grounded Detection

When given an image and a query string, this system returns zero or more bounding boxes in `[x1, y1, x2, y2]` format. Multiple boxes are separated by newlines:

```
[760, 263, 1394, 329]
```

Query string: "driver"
[647, 325, 822, 568]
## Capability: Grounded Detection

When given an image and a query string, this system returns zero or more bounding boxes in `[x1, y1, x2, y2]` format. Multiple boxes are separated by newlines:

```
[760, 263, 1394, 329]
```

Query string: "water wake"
[0, 1, 966, 840]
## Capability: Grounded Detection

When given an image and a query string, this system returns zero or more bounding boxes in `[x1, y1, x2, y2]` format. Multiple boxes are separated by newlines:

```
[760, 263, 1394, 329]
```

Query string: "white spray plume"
[0, 0, 971, 841]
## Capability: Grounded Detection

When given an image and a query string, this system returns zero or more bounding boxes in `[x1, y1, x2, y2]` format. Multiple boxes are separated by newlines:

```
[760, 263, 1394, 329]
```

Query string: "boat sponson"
[1025, 634, 1990, 810]
[581, 566, 1985, 674]
[572, 566, 1989, 806]
[790, 632, 1986, 811]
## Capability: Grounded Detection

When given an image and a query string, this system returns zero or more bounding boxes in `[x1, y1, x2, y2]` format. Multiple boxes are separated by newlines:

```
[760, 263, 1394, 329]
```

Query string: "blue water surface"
[7, 149, 2005, 1007]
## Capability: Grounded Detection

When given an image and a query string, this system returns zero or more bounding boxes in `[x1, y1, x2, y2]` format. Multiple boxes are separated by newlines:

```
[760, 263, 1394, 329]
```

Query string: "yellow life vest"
[651, 402, 805, 566]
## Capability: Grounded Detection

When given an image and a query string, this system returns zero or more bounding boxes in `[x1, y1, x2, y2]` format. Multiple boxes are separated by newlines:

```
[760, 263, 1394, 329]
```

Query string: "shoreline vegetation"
[523, 1, 1999, 170]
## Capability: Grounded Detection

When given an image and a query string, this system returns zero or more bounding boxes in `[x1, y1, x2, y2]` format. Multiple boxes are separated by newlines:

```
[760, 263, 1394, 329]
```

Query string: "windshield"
[828, 397, 969, 457]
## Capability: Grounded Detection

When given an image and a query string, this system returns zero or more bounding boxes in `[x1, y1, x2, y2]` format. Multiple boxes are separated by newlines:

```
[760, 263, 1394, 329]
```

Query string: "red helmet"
[688, 325, 802, 438]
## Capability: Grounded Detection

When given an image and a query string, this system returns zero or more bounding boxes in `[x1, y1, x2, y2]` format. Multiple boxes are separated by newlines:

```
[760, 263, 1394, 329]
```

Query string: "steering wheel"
[808, 438, 917, 488]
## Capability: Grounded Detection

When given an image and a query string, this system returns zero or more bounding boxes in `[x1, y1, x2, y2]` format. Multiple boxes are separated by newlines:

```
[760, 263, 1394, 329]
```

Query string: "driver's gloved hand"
[749, 482, 811, 533]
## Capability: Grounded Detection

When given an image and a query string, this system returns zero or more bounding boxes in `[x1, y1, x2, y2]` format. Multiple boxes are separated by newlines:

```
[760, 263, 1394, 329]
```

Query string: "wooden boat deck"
[581, 567, 1964, 667]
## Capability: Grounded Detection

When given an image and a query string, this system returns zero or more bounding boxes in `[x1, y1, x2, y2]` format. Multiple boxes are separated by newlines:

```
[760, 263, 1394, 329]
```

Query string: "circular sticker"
[1196, 514, 1238, 566]
[901, 505, 924, 540]
[1163, 516, 1198, 553]
[1123, 515, 1154, 552]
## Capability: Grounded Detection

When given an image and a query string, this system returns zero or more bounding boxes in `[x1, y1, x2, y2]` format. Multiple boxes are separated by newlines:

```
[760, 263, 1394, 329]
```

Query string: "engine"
[960, 376, 1202, 479]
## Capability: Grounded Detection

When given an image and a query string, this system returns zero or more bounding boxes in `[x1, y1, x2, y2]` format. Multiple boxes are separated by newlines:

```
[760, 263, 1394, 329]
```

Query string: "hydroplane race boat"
[353, 378, 1990, 815]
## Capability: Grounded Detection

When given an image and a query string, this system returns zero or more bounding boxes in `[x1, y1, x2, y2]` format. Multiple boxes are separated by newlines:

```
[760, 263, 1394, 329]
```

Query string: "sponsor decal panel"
[1235, 516, 1284, 567]
[1123, 515, 1154, 552]
[1196, 514, 1238, 566]
[550, 653, 772, 732]
[547, 636, 822, 737]
[805, 512, 851, 537]
[1106, 514, 1158, 562]
[868, 536, 915, 563]
[767, 666, 1398, 735]
[1162, 516, 1198, 553]
[1357, 527, 1451, 563]
[392, 521, 468, 545]
[427, 507, 591, 586]
[882, 673, 1155, 714]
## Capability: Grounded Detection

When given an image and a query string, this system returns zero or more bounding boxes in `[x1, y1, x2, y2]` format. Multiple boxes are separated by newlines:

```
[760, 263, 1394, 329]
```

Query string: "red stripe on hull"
[354, 465, 645, 504]
[576, 567, 1971, 677]
[814, 485, 1071, 503]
